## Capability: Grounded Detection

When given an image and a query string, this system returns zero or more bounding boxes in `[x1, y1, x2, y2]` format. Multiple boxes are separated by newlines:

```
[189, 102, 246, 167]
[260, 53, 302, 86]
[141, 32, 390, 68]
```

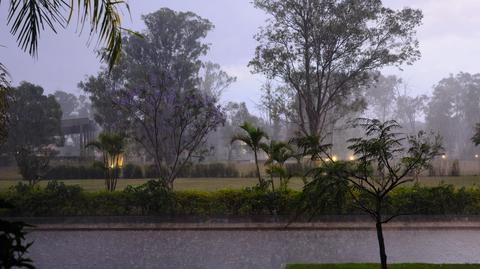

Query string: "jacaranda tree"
[81, 8, 233, 190]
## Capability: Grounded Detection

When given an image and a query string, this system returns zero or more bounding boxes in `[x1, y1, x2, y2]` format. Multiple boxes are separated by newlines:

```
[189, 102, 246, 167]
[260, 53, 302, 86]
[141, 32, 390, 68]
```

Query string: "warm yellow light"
[107, 153, 124, 169]
[441, 154, 447, 159]
[117, 154, 124, 168]
[331, 155, 338, 162]
[348, 155, 355, 161]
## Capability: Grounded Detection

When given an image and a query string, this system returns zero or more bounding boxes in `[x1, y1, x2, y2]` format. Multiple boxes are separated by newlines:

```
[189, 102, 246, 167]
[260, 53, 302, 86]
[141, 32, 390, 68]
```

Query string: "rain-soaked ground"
[28, 228, 480, 269]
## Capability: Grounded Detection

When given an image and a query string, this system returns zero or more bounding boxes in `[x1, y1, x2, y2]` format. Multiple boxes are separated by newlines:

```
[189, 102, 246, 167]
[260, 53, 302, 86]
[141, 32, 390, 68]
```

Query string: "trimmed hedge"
[2, 181, 480, 217]
[46, 162, 242, 180]
[145, 163, 240, 178]
[45, 162, 105, 179]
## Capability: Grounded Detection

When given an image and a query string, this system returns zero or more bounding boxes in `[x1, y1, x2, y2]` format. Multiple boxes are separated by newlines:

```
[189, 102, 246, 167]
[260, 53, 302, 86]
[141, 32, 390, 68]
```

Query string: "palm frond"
[85, 140, 103, 150]
[70, 0, 131, 69]
[6, 0, 67, 56]
[3, 0, 134, 69]
[0, 62, 9, 87]
[231, 134, 252, 148]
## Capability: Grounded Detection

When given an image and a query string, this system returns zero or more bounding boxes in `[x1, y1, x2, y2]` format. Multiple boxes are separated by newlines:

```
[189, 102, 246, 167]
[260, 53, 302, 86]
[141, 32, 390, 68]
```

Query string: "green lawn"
[286, 264, 480, 269]
[0, 175, 480, 192]
[0, 177, 306, 192]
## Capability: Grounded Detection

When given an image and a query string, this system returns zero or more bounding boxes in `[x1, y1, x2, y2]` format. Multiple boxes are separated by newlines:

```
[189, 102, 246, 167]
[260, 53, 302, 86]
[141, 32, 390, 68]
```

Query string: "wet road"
[28, 228, 480, 269]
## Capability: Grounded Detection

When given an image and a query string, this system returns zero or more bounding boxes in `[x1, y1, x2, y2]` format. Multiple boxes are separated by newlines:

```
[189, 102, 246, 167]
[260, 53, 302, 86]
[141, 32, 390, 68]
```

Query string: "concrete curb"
[25, 221, 480, 231]
[5, 216, 480, 231]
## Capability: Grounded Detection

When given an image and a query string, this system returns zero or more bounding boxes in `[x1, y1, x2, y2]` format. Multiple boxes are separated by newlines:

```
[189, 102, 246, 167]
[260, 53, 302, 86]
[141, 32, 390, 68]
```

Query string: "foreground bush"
[2, 181, 480, 217]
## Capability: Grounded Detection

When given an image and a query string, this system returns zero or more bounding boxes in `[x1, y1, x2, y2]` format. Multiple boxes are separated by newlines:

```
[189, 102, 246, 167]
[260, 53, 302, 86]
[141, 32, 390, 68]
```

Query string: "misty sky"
[1, 0, 480, 113]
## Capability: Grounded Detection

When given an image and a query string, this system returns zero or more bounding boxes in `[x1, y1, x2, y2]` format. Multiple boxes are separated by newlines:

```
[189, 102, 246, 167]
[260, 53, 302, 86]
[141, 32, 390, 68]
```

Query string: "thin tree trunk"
[376, 219, 388, 269]
[254, 150, 263, 186]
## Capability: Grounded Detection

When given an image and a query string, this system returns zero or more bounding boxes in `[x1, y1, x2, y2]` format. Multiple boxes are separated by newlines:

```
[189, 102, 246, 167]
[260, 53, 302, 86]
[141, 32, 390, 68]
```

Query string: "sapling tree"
[296, 119, 441, 269]
[346, 119, 442, 269]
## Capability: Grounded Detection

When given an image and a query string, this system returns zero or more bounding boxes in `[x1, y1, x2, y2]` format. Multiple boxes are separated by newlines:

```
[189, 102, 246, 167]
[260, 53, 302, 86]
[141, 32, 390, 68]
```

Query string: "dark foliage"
[2, 182, 480, 218]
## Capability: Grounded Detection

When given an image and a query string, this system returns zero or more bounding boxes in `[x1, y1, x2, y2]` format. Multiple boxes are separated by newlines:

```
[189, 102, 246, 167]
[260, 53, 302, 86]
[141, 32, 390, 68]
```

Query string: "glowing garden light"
[107, 153, 124, 169]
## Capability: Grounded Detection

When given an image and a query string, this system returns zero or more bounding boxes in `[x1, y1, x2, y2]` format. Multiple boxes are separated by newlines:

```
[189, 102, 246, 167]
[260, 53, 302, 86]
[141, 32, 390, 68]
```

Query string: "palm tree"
[260, 140, 295, 191]
[86, 132, 127, 191]
[231, 122, 269, 187]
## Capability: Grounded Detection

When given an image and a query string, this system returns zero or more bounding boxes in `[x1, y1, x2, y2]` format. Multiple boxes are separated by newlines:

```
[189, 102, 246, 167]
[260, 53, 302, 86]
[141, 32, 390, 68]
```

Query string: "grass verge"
[286, 264, 480, 269]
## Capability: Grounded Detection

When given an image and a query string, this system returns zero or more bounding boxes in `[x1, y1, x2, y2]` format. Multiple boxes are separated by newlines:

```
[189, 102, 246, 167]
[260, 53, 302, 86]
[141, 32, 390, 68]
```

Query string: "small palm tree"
[231, 122, 269, 187]
[86, 132, 127, 191]
[261, 140, 296, 191]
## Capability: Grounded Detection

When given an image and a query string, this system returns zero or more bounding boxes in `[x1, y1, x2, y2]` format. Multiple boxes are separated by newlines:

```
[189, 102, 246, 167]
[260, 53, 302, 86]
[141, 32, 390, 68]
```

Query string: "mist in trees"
[425, 73, 480, 158]
[54, 91, 92, 119]
[364, 74, 428, 135]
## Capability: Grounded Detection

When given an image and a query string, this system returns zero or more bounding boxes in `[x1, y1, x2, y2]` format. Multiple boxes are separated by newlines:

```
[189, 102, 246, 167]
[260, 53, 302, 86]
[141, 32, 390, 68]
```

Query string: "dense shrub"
[2, 182, 480, 217]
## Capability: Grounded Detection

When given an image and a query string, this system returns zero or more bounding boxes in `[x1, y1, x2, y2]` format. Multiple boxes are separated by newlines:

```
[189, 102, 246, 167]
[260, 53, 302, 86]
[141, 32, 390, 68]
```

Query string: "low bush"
[2, 182, 480, 217]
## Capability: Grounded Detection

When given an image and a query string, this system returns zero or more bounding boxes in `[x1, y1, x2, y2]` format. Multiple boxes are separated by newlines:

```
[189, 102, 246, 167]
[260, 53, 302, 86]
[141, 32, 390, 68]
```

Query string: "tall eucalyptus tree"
[250, 0, 423, 138]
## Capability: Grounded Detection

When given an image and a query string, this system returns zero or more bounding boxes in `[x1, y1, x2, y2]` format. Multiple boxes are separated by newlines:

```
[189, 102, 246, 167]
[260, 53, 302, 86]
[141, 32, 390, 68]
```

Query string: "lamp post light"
[476, 154, 480, 176]
[440, 154, 447, 176]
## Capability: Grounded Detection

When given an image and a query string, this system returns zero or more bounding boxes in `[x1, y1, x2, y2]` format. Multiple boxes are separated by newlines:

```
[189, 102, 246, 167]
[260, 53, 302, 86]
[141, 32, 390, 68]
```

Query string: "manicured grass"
[286, 264, 480, 269]
[0, 177, 306, 192]
[0, 175, 480, 192]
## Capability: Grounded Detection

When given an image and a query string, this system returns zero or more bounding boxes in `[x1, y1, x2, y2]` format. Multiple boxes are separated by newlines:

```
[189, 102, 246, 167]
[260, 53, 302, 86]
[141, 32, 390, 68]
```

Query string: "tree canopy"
[81, 8, 233, 188]
[250, 0, 423, 138]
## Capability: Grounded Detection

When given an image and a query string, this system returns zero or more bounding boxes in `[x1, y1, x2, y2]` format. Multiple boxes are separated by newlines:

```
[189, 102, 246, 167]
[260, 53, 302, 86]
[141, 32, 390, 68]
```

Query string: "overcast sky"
[1, 0, 480, 113]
